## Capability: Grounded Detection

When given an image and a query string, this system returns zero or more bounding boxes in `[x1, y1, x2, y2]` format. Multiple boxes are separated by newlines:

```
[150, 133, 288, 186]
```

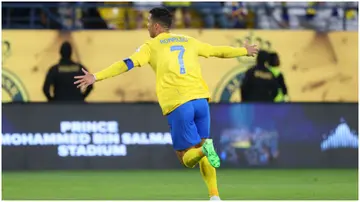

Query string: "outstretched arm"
[195, 39, 258, 58]
[206, 46, 248, 58]
[80, 65, 94, 98]
[95, 43, 151, 81]
[74, 43, 151, 89]
[93, 59, 135, 81]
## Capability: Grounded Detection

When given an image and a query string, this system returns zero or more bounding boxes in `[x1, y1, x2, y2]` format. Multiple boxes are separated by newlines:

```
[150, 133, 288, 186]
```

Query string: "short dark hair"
[60, 41, 72, 58]
[256, 50, 269, 66]
[268, 52, 280, 67]
[149, 7, 172, 29]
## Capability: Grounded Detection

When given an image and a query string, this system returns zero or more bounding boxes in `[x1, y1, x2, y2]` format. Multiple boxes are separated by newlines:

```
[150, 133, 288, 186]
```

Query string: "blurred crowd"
[2, 2, 358, 31]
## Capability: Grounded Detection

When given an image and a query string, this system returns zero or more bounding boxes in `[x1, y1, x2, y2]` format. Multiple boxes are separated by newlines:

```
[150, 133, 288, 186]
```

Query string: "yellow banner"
[2, 30, 358, 103]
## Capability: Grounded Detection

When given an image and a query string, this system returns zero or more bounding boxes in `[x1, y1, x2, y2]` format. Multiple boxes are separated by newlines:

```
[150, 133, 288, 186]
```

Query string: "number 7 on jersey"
[170, 45, 186, 74]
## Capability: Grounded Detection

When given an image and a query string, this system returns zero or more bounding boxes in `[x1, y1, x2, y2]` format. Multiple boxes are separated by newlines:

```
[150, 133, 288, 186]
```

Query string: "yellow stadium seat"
[98, 2, 131, 29]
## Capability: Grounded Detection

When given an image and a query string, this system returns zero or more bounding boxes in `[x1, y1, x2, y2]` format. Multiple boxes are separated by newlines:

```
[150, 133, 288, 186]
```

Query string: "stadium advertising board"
[2, 103, 182, 170]
[2, 30, 358, 103]
[2, 103, 358, 170]
[211, 103, 358, 169]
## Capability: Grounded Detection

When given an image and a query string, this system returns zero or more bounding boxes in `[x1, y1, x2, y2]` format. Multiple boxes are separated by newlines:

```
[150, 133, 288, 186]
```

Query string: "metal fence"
[2, 2, 358, 31]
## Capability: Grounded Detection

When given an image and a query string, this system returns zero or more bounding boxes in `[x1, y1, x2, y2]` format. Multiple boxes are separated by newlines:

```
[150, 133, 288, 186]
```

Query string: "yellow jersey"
[95, 32, 248, 115]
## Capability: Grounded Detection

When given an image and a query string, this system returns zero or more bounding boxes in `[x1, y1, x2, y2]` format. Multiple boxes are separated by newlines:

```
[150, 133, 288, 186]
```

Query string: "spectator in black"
[267, 52, 289, 102]
[240, 50, 279, 102]
[82, 6, 108, 29]
[43, 41, 93, 102]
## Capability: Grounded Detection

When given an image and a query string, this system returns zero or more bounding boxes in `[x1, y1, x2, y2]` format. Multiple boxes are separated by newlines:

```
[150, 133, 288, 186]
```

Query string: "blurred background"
[1, 1, 359, 200]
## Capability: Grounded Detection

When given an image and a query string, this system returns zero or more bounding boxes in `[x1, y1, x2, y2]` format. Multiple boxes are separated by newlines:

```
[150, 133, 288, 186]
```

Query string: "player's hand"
[244, 40, 258, 57]
[74, 68, 96, 90]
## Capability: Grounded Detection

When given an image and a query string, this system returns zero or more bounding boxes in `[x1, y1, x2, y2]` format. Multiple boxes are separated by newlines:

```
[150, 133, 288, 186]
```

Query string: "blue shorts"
[167, 98, 210, 151]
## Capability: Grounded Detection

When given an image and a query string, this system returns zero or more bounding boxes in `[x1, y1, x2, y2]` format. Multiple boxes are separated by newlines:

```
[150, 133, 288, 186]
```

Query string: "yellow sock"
[182, 147, 205, 168]
[199, 157, 219, 197]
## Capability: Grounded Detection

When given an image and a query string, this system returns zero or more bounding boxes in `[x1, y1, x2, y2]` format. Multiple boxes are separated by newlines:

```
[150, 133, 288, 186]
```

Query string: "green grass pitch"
[2, 169, 358, 200]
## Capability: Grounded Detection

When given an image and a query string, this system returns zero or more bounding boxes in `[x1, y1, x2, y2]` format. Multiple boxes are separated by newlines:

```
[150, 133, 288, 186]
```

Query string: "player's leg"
[193, 99, 220, 167]
[180, 98, 220, 168]
[199, 156, 220, 200]
[167, 101, 204, 168]
[173, 138, 205, 167]
[193, 99, 221, 200]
